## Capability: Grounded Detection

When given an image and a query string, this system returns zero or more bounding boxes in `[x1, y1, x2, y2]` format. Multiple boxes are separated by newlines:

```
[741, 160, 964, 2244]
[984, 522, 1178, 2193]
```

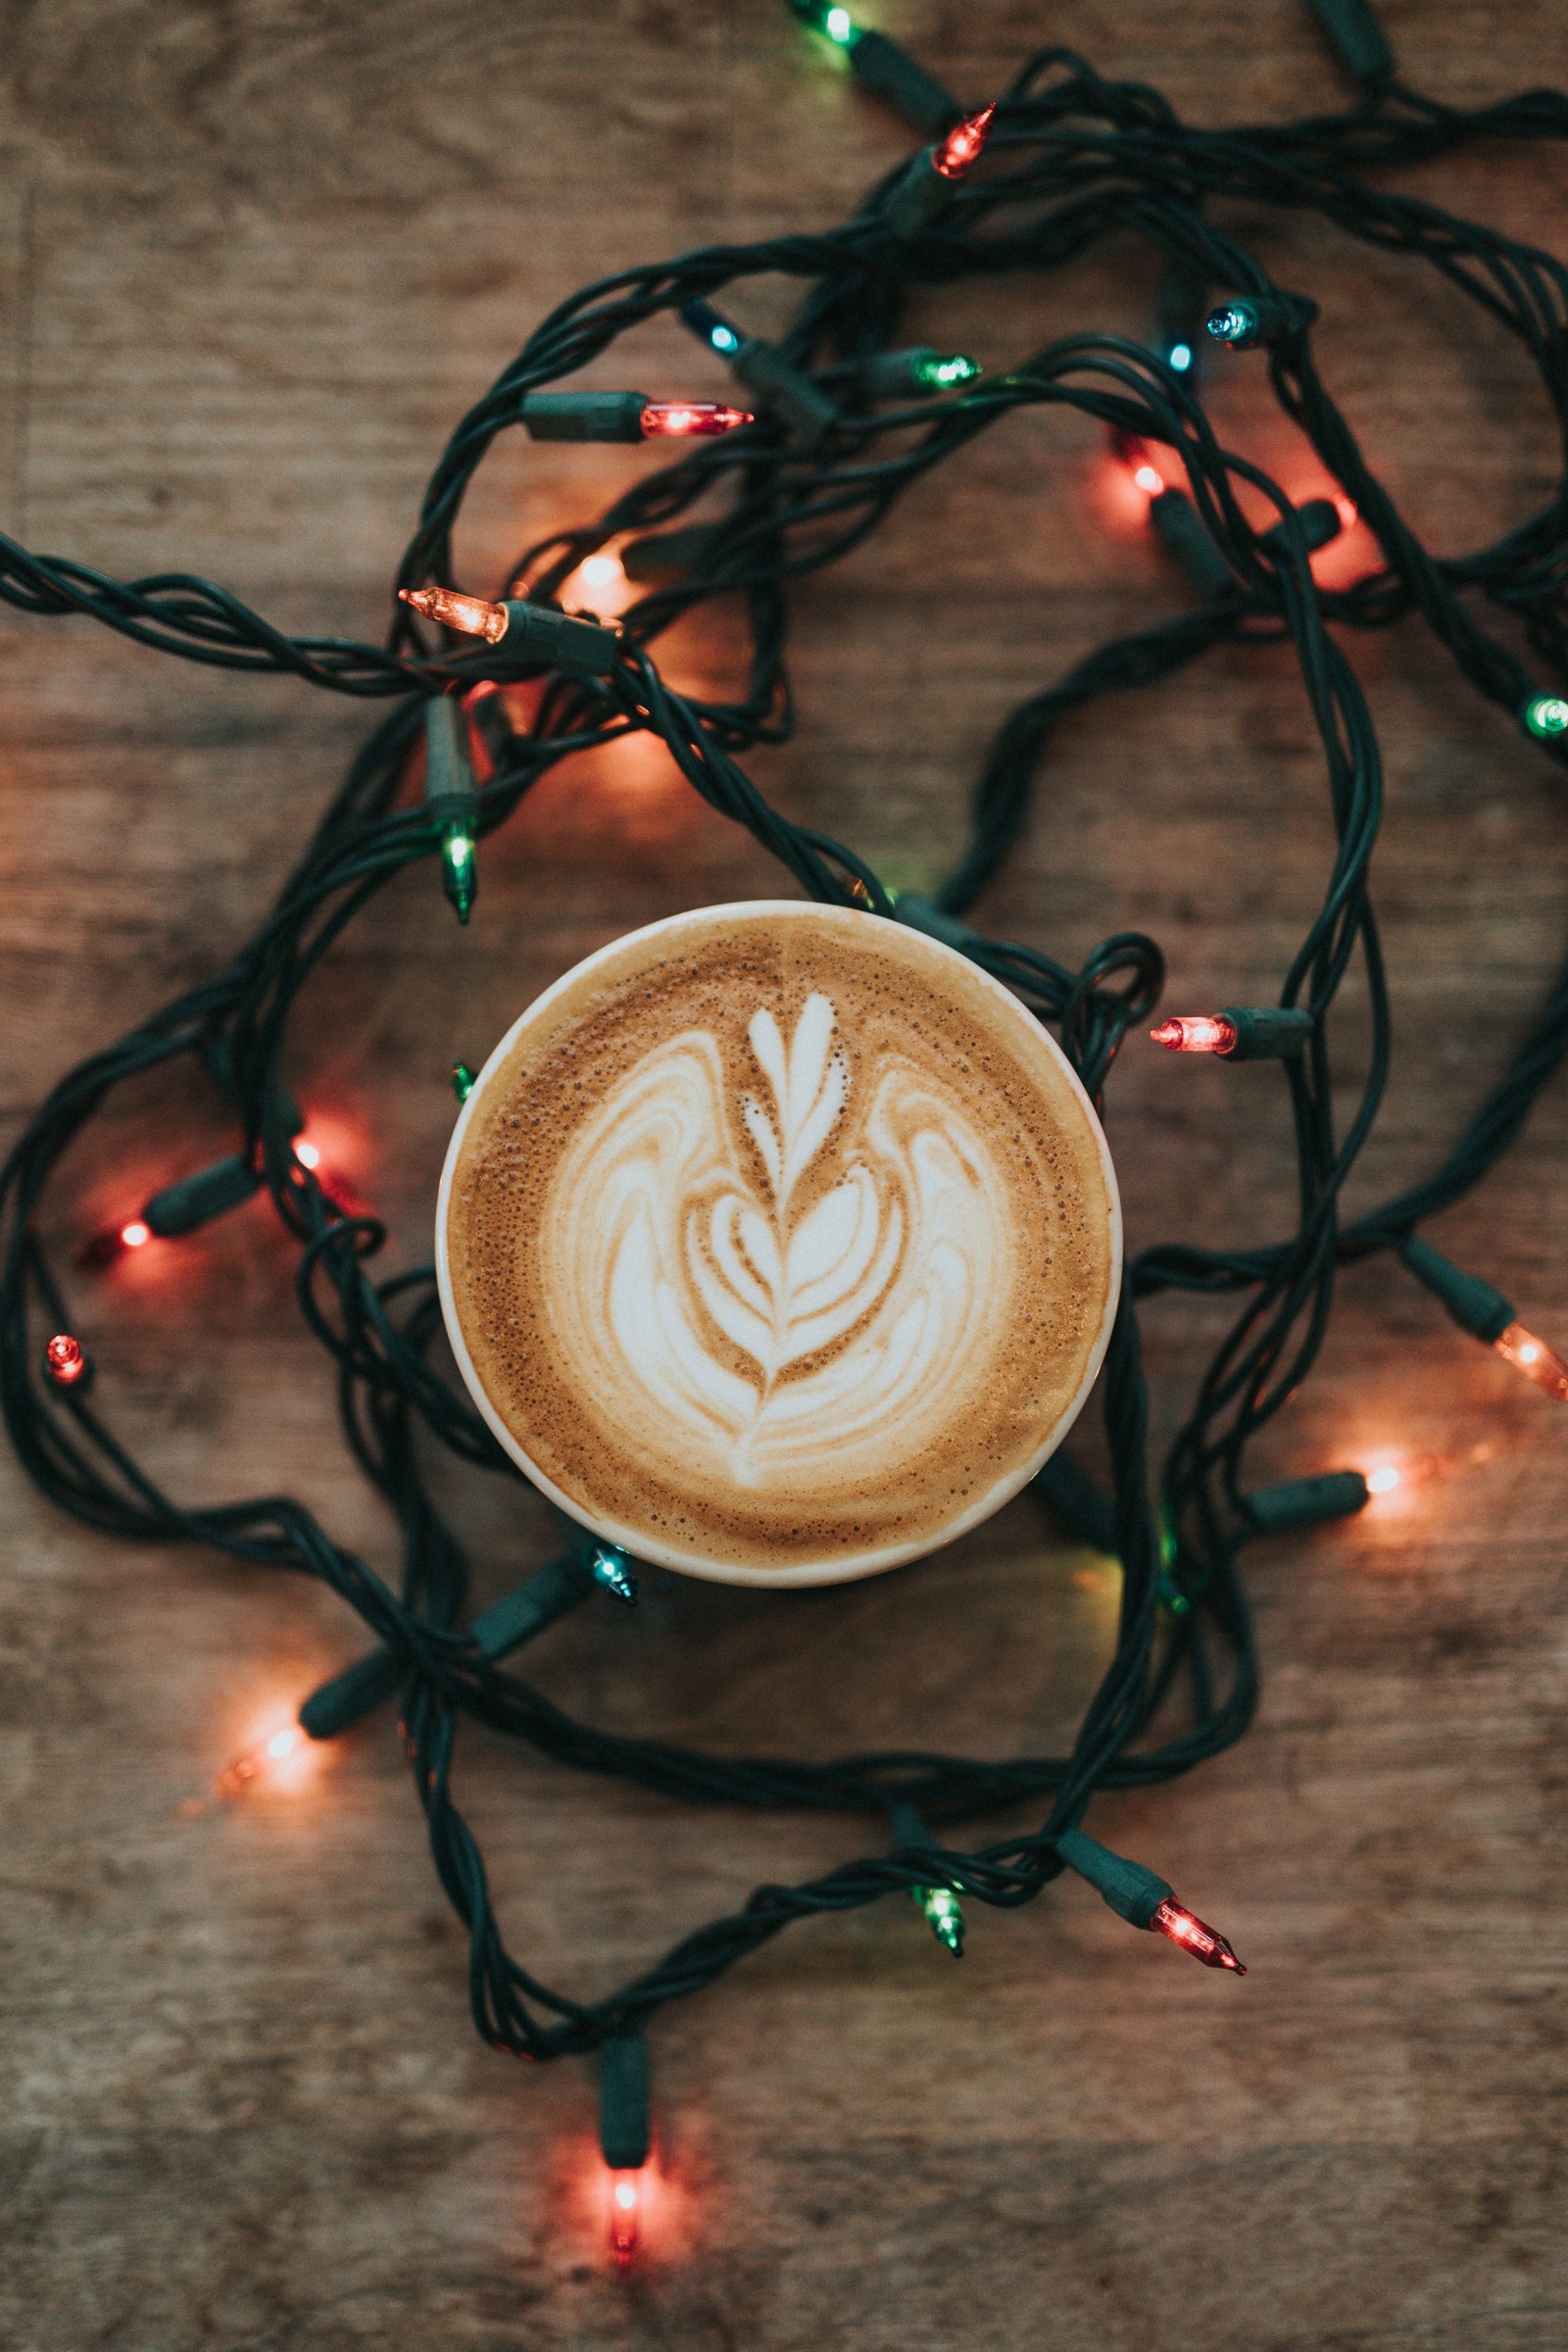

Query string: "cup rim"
[435, 899, 1123, 1588]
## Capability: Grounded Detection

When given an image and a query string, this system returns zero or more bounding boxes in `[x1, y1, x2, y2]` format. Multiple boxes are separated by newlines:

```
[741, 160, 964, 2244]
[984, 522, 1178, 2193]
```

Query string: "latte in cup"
[437, 902, 1121, 1586]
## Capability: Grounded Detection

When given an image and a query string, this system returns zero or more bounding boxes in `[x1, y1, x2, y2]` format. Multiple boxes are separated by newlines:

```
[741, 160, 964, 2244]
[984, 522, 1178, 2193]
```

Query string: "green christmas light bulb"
[1524, 694, 1568, 740]
[913, 1883, 965, 1955]
[789, 0, 858, 41]
[911, 350, 983, 389]
[441, 825, 476, 924]
[451, 1060, 475, 1104]
[1155, 1501, 1190, 1615]
[424, 694, 481, 924]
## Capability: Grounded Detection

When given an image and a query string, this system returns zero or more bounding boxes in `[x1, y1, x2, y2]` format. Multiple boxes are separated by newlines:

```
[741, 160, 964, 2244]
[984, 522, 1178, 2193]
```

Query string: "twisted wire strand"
[1, 45, 1566, 2058]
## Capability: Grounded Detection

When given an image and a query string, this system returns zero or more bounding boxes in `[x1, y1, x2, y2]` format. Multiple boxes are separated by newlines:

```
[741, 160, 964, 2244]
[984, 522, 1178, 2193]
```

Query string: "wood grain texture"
[3, 4, 1568, 2346]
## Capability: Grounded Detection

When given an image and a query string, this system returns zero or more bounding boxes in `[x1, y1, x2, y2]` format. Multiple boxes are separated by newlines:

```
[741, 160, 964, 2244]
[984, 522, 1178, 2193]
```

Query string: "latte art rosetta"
[546, 993, 1005, 1487]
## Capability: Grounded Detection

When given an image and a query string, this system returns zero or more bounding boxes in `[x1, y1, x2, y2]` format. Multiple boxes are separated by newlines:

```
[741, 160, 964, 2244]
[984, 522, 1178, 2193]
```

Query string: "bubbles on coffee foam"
[547, 992, 1005, 1492]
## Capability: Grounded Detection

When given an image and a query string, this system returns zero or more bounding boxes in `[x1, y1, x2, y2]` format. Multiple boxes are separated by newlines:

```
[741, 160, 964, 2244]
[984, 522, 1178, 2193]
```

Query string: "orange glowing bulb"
[1151, 1015, 1238, 1055]
[294, 1138, 321, 1170]
[1335, 495, 1358, 528]
[1365, 1464, 1400, 1494]
[609, 2171, 642, 2268]
[1133, 461, 1165, 496]
[398, 585, 510, 645]
[215, 1719, 307, 1799]
[1494, 1321, 1568, 1401]
[121, 1219, 151, 1250]
[933, 100, 997, 181]
[576, 555, 623, 594]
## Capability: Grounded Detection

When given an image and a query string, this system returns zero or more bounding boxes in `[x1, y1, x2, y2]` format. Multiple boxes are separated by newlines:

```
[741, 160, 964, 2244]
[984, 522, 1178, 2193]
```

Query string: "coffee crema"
[437, 903, 1120, 1585]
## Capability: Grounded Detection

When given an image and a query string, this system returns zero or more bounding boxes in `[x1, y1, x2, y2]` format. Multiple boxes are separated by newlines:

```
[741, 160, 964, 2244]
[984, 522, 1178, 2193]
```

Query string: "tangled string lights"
[5, 20, 1568, 2202]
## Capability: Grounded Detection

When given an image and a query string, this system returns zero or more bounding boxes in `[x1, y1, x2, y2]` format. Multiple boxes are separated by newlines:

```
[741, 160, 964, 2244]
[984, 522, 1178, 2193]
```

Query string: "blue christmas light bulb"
[591, 1546, 639, 1605]
[1206, 300, 1260, 348]
[679, 296, 744, 357]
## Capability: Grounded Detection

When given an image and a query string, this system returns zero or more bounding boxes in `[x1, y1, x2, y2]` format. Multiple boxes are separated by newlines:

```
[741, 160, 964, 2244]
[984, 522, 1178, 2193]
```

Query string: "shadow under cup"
[435, 902, 1122, 1588]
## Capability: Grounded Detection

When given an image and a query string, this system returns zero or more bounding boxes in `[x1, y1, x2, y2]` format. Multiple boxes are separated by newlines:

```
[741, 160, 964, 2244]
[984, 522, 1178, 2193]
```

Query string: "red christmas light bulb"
[1151, 1015, 1239, 1055]
[1133, 460, 1165, 496]
[1152, 1896, 1246, 1973]
[933, 100, 997, 182]
[398, 585, 510, 644]
[639, 400, 753, 438]
[1493, 1320, 1568, 1402]
[44, 1333, 88, 1388]
[79, 1217, 146, 1269]
[609, 2171, 642, 2268]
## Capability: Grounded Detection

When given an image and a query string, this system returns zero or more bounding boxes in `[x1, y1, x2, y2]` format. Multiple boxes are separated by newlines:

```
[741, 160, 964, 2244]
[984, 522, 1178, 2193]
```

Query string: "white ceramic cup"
[436, 901, 1122, 1587]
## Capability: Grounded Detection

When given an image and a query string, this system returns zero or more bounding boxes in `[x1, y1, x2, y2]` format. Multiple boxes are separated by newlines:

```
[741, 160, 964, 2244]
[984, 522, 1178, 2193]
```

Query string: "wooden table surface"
[3, 5, 1567, 2346]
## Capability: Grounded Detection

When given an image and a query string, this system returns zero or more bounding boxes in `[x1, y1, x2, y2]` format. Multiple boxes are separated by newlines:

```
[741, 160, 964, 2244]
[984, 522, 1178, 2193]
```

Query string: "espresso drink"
[438, 902, 1120, 1586]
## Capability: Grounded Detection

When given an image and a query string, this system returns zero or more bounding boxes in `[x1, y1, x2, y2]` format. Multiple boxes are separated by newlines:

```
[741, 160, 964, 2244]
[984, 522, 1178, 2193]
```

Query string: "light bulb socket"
[470, 1552, 598, 1652]
[1055, 1827, 1174, 1931]
[497, 601, 622, 679]
[520, 390, 650, 444]
[1219, 1005, 1314, 1060]
[846, 28, 959, 137]
[1306, 0, 1395, 84]
[1149, 489, 1235, 600]
[297, 1552, 596, 1741]
[423, 694, 477, 806]
[1262, 499, 1344, 559]
[143, 1151, 261, 1239]
[727, 340, 839, 445]
[1032, 1451, 1119, 1559]
[599, 2033, 651, 2172]
[887, 1798, 935, 1852]
[891, 892, 980, 957]
[881, 147, 950, 237]
[1245, 1470, 1371, 1538]
[621, 523, 727, 583]
[1398, 1237, 1514, 1345]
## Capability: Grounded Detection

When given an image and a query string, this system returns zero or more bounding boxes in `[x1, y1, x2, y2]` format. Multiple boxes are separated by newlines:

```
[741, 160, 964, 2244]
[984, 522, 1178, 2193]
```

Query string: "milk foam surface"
[442, 905, 1118, 1582]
